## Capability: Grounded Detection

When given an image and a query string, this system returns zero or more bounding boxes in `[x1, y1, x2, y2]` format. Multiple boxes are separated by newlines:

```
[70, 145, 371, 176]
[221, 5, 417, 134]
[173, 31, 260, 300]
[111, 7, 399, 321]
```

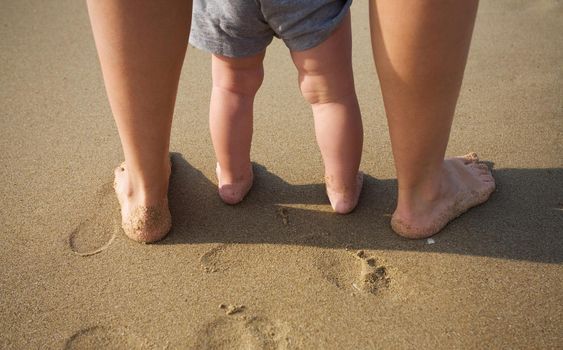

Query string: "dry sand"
[1, 0, 562, 349]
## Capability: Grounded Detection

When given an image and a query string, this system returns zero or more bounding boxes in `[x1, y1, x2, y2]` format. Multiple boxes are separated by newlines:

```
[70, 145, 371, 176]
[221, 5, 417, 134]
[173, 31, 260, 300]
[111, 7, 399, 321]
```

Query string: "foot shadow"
[162, 153, 563, 264]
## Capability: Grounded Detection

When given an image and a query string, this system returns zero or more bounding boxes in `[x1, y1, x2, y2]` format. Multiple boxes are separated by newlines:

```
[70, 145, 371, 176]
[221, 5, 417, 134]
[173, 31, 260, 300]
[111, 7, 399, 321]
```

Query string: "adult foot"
[391, 153, 495, 239]
[326, 172, 364, 214]
[113, 161, 172, 243]
[216, 163, 253, 205]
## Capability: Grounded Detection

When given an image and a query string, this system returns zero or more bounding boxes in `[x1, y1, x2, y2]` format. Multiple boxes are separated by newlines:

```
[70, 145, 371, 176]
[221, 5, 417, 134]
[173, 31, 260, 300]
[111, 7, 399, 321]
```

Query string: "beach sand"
[1, 0, 562, 348]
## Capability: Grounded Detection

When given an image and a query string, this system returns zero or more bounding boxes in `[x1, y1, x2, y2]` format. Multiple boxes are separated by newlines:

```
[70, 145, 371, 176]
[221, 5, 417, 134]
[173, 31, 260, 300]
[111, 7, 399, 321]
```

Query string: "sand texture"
[1, 0, 562, 348]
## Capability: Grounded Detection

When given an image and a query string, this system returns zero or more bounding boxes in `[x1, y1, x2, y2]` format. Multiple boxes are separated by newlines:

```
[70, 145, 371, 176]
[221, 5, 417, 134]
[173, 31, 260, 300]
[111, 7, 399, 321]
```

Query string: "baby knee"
[213, 65, 264, 96]
[298, 74, 354, 105]
[235, 67, 264, 95]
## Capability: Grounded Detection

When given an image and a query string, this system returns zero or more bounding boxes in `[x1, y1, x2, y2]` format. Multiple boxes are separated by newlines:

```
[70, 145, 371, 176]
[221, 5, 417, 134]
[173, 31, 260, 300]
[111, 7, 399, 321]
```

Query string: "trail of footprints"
[65, 318, 295, 350]
[65, 184, 391, 348]
[201, 243, 392, 297]
[64, 248, 391, 348]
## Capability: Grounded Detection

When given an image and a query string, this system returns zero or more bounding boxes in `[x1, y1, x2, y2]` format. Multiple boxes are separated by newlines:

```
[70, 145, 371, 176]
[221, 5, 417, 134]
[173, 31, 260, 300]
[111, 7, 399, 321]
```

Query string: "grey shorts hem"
[189, 0, 352, 57]
[284, 4, 351, 52]
[189, 33, 272, 58]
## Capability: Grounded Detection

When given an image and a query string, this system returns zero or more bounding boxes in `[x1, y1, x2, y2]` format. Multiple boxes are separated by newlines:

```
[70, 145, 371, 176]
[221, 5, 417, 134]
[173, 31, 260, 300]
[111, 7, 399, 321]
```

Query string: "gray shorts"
[189, 0, 352, 58]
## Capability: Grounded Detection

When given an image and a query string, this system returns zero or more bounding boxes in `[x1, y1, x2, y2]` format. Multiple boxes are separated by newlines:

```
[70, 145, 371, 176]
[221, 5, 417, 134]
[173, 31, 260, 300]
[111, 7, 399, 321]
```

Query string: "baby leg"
[210, 52, 265, 204]
[290, 13, 363, 214]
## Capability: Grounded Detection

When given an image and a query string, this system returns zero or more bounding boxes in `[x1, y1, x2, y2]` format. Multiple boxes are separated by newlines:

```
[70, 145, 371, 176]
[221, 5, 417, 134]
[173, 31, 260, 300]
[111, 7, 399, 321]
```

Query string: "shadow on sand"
[162, 153, 563, 264]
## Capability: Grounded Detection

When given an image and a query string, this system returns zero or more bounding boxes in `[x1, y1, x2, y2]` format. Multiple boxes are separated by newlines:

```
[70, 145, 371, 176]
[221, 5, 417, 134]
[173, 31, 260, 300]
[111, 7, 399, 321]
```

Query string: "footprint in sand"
[314, 250, 391, 296]
[200, 244, 232, 273]
[64, 326, 152, 349]
[200, 244, 259, 273]
[68, 182, 120, 257]
[276, 207, 289, 225]
[352, 250, 391, 295]
[193, 315, 298, 350]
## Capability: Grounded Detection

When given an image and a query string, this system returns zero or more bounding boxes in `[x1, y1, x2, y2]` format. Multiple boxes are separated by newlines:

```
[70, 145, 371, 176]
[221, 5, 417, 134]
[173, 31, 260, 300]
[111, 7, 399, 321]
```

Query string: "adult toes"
[480, 172, 494, 181]
[467, 162, 490, 175]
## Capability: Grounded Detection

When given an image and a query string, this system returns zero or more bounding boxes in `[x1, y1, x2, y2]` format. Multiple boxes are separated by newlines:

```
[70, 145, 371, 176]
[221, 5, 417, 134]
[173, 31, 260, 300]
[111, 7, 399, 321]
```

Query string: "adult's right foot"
[113, 162, 172, 243]
[391, 153, 495, 239]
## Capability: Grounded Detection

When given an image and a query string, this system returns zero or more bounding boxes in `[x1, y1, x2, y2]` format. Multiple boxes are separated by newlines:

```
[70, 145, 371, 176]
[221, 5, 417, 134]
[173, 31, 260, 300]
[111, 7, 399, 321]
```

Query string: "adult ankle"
[397, 170, 446, 207]
[125, 165, 170, 204]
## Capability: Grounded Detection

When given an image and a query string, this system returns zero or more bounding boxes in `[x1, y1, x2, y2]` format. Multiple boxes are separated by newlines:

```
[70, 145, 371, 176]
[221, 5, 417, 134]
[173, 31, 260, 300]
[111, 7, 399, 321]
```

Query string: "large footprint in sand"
[192, 315, 299, 349]
[314, 250, 392, 296]
[68, 182, 119, 257]
[64, 326, 152, 349]
[200, 244, 275, 274]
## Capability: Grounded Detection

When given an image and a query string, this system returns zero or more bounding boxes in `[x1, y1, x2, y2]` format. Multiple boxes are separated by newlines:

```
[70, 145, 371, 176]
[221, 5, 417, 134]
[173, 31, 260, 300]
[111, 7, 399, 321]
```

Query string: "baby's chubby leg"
[210, 52, 265, 204]
[291, 13, 364, 214]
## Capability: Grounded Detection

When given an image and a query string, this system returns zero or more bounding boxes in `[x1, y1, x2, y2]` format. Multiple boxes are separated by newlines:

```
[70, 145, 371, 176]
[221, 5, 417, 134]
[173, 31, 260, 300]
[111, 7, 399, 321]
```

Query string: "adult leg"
[87, 0, 192, 242]
[210, 52, 265, 204]
[291, 13, 364, 214]
[369, 0, 495, 238]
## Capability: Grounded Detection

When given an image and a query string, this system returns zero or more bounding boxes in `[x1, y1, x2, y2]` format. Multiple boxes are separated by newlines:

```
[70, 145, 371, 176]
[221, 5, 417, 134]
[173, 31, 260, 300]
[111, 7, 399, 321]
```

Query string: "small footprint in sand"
[200, 244, 252, 273]
[314, 250, 391, 296]
[219, 303, 246, 315]
[351, 250, 390, 295]
[192, 315, 299, 349]
[68, 182, 120, 257]
[200, 244, 276, 275]
[64, 326, 152, 349]
[276, 207, 289, 225]
[200, 244, 231, 273]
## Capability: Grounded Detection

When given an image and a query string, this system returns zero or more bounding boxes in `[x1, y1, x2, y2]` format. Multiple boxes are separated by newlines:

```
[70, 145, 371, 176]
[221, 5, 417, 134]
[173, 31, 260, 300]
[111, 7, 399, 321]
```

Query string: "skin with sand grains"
[113, 162, 172, 243]
[391, 153, 496, 238]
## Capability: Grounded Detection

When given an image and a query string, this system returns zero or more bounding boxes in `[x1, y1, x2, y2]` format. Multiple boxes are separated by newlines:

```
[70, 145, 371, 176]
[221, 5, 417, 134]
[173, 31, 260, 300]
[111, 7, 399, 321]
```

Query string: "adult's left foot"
[113, 162, 172, 243]
[391, 153, 495, 239]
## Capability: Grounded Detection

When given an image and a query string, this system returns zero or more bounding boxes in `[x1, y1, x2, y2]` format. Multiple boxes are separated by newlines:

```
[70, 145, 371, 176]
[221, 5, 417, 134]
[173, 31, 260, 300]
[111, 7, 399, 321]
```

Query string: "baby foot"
[113, 162, 171, 243]
[215, 163, 253, 205]
[326, 172, 364, 214]
[391, 153, 495, 239]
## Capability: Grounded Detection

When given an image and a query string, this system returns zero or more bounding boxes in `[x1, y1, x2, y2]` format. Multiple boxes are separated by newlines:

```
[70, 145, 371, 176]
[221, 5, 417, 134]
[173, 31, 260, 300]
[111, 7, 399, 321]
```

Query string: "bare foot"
[326, 172, 364, 214]
[391, 153, 495, 239]
[113, 162, 171, 243]
[215, 163, 253, 205]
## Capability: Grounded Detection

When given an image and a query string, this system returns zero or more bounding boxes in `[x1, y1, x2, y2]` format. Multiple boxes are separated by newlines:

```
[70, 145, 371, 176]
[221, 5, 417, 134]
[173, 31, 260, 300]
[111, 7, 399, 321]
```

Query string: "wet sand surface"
[1, 1, 562, 348]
